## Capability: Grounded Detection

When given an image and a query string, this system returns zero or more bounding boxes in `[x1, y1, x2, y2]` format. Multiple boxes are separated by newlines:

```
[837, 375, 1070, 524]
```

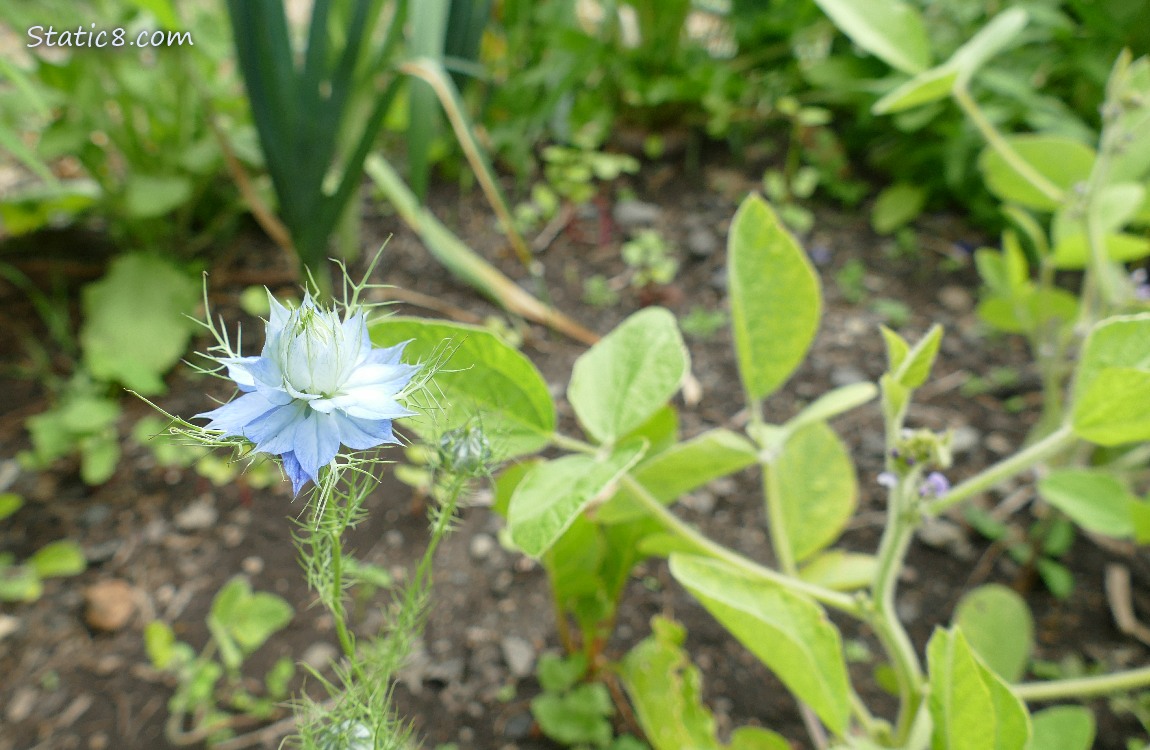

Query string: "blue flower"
[196, 293, 418, 494]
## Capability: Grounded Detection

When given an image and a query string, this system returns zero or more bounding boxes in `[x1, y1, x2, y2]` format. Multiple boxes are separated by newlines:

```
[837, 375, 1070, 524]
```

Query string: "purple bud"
[919, 471, 950, 498]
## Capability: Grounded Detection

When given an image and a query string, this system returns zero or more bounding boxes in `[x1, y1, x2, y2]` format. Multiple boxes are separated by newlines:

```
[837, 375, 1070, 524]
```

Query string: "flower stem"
[924, 425, 1076, 515]
[1014, 664, 1150, 702]
[621, 474, 862, 616]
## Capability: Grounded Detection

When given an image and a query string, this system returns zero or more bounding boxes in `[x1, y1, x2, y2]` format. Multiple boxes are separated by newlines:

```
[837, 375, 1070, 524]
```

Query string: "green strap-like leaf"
[813, 0, 931, 74]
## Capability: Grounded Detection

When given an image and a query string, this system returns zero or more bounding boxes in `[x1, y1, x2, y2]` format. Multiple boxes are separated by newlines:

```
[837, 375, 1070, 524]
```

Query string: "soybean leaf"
[1038, 470, 1135, 537]
[928, 626, 1032, 750]
[1071, 314, 1150, 445]
[947, 8, 1029, 86]
[81, 254, 198, 394]
[208, 578, 293, 669]
[568, 307, 688, 445]
[669, 555, 851, 733]
[508, 440, 647, 557]
[978, 135, 1094, 211]
[812, 0, 931, 75]
[144, 621, 177, 670]
[786, 382, 878, 434]
[0, 566, 41, 602]
[1050, 233, 1150, 269]
[873, 66, 958, 114]
[953, 584, 1033, 683]
[1028, 706, 1095, 750]
[798, 550, 878, 591]
[770, 422, 858, 562]
[882, 324, 942, 389]
[123, 174, 193, 218]
[619, 616, 792, 750]
[596, 429, 757, 524]
[29, 540, 86, 579]
[370, 318, 555, 459]
[728, 194, 821, 403]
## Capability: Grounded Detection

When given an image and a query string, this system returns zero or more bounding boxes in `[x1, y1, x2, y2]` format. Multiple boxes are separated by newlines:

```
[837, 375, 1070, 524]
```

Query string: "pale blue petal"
[328, 388, 416, 420]
[194, 391, 282, 434]
[246, 401, 309, 454]
[332, 411, 399, 450]
[341, 313, 372, 368]
[362, 340, 411, 367]
[280, 450, 310, 495]
[291, 411, 342, 483]
[341, 362, 420, 391]
[221, 355, 282, 390]
[266, 292, 291, 339]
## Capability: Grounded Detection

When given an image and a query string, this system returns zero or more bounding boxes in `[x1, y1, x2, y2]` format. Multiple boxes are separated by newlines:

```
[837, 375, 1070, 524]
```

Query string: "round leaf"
[953, 584, 1033, 683]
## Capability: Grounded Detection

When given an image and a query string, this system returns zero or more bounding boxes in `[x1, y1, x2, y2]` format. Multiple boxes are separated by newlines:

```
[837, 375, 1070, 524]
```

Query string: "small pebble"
[686, 227, 719, 257]
[500, 636, 535, 678]
[950, 425, 981, 455]
[830, 365, 868, 387]
[301, 642, 340, 671]
[0, 614, 19, 641]
[469, 533, 496, 561]
[219, 524, 244, 547]
[79, 504, 111, 527]
[174, 497, 217, 532]
[385, 529, 404, 548]
[612, 199, 661, 227]
[503, 712, 534, 740]
[7, 686, 37, 722]
[939, 285, 974, 313]
[985, 432, 1013, 455]
[83, 579, 138, 632]
[240, 556, 264, 575]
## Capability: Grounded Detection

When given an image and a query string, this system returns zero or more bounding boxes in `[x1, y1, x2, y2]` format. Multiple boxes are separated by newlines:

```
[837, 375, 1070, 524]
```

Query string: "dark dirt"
[2, 156, 1148, 750]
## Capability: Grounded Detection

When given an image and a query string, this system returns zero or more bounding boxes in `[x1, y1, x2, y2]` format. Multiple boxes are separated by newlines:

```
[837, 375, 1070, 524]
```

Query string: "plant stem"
[621, 474, 862, 616]
[1014, 664, 1150, 702]
[924, 425, 1076, 515]
[951, 85, 1065, 206]
[869, 480, 925, 744]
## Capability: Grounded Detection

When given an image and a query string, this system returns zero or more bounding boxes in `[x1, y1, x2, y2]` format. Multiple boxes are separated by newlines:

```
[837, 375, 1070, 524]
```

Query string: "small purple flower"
[196, 293, 418, 494]
[1132, 268, 1150, 301]
[919, 471, 950, 498]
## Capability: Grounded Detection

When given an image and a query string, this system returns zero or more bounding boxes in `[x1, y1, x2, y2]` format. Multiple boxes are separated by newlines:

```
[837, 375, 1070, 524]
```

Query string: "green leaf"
[946, 8, 1029, 86]
[0, 566, 42, 602]
[1038, 470, 1136, 537]
[786, 382, 878, 433]
[29, 540, 86, 578]
[728, 194, 821, 403]
[890, 323, 943, 388]
[770, 422, 858, 562]
[145, 621, 177, 669]
[0, 493, 24, 522]
[568, 307, 688, 444]
[953, 584, 1033, 683]
[122, 174, 193, 218]
[370, 318, 555, 459]
[812, 0, 931, 74]
[872, 183, 927, 233]
[978, 136, 1095, 211]
[1071, 314, 1150, 444]
[617, 616, 791, 750]
[81, 254, 198, 394]
[616, 616, 720, 750]
[596, 429, 757, 524]
[873, 66, 958, 114]
[669, 555, 851, 733]
[1050, 232, 1150, 269]
[798, 550, 878, 591]
[208, 578, 293, 668]
[1027, 706, 1095, 750]
[532, 684, 614, 747]
[928, 626, 1032, 750]
[80, 433, 120, 486]
[508, 440, 647, 557]
[537, 652, 589, 694]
